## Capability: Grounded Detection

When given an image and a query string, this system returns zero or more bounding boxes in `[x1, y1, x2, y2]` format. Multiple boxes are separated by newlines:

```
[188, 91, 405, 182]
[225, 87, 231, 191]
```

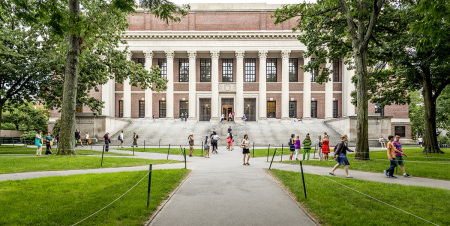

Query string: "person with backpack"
[289, 134, 295, 161]
[302, 134, 312, 160]
[211, 131, 220, 154]
[118, 131, 124, 148]
[204, 136, 210, 158]
[188, 132, 194, 157]
[104, 132, 111, 152]
[329, 135, 354, 178]
[133, 132, 139, 147]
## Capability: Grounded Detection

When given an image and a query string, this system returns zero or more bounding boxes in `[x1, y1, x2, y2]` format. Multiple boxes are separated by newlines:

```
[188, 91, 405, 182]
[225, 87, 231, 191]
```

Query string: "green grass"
[251, 147, 324, 158]
[0, 169, 188, 225]
[280, 147, 450, 180]
[0, 155, 181, 174]
[116, 147, 205, 156]
[271, 169, 450, 226]
[0, 145, 131, 156]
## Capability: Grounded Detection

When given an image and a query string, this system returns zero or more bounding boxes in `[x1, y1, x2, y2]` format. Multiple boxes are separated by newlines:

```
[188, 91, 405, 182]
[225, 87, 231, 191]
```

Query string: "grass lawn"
[116, 147, 205, 157]
[270, 169, 449, 226]
[0, 169, 188, 225]
[0, 155, 182, 174]
[280, 147, 450, 180]
[0, 145, 131, 156]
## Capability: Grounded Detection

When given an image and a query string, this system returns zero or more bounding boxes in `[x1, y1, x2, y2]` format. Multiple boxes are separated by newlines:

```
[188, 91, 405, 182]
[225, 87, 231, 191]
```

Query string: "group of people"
[180, 112, 188, 121]
[74, 129, 90, 147]
[287, 132, 331, 161]
[35, 130, 54, 156]
[221, 112, 234, 122]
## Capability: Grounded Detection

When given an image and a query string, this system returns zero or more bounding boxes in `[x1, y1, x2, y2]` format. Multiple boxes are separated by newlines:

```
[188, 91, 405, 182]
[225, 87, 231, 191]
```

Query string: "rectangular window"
[267, 101, 276, 118]
[395, 126, 406, 138]
[311, 101, 317, 118]
[333, 100, 338, 118]
[179, 58, 189, 82]
[159, 101, 166, 118]
[137, 58, 145, 69]
[158, 59, 167, 78]
[222, 59, 233, 82]
[139, 100, 145, 118]
[289, 101, 297, 118]
[118, 100, 123, 118]
[76, 103, 83, 113]
[179, 101, 188, 118]
[200, 58, 211, 82]
[375, 103, 385, 116]
[266, 58, 277, 82]
[311, 68, 318, 82]
[245, 58, 256, 82]
[333, 60, 340, 82]
[289, 58, 298, 82]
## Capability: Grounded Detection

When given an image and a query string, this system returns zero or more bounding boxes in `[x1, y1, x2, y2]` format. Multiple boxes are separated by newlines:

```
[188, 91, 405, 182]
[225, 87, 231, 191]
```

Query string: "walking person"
[384, 135, 398, 178]
[228, 112, 232, 121]
[241, 134, 250, 165]
[35, 130, 43, 156]
[322, 135, 331, 161]
[316, 135, 323, 161]
[229, 132, 234, 151]
[74, 129, 80, 147]
[85, 132, 90, 146]
[133, 132, 139, 147]
[289, 134, 295, 161]
[104, 132, 111, 152]
[188, 133, 194, 157]
[44, 132, 53, 155]
[211, 131, 220, 154]
[329, 135, 354, 178]
[204, 136, 210, 158]
[119, 131, 124, 148]
[302, 134, 312, 161]
[418, 136, 423, 148]
[379, 136, 385, 148]
[393, 135, 411, 177]
[294, 134, 301, 161]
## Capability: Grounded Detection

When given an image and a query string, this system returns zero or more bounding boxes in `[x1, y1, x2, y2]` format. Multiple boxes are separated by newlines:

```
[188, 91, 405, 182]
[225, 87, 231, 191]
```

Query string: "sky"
[171, 0, 316, 4]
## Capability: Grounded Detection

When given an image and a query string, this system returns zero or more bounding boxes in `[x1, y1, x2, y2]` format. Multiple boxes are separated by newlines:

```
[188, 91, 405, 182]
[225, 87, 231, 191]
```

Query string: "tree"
[367, 0, 449, 153]
[274, 0, 387, 159]
[28, 0, 188, 155]
[0, 2, 52, 136]
[2, 102, 49, 132]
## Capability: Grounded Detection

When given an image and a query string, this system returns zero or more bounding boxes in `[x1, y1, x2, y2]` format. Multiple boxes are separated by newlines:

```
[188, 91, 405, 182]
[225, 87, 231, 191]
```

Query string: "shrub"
[1, 123, 16, 130]
[437, 135, 449, 145]
[20, 131, 38, 144]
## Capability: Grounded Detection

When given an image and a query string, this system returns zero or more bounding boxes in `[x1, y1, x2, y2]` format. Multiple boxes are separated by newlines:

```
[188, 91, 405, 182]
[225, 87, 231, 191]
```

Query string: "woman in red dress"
[322, 136, 330, 161]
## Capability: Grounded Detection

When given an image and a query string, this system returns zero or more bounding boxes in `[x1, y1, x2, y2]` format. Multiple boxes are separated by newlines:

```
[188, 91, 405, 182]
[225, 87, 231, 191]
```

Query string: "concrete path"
[149, 147, 317, 226]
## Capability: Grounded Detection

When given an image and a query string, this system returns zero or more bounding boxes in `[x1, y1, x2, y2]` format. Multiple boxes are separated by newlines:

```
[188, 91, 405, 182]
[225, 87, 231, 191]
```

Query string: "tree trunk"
[354, 50, 370, 160]
[422, 75, 443, 153]
[0, 102, 3, 140]
[57, 0, 80, 155]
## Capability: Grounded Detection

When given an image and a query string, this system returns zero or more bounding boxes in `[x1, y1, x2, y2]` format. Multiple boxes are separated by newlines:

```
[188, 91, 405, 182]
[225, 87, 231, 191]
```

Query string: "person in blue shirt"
[44, 132, 54, 155]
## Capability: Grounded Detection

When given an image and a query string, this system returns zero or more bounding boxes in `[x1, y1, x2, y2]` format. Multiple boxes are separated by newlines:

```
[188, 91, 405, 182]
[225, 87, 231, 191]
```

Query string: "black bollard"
[133, 145, 135, 156]
[147, 164, 153, 208]
[300, 161, 307, 198]
[167, 144, 171, 160]
[269, 148, 277, 170]
[144, 140, 146, 152]
[201, 141, 204, 157]
[281, 144, 283, 162]
[101, 145, 105, 166]
[159, 139, 161, 148]
[267, 144, 271, 162]
[184, 148, 187, 169]
[253, 143, 255, 158]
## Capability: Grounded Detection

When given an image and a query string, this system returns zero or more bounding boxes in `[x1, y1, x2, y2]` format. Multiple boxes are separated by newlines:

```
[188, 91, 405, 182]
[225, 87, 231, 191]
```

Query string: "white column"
[211, 51, 220, 121]
[188, 50, 197, 120]
[144, 50, 153, 118]
[344, 60, 356, 116]
[325, 59, 334, 119]
[235, 50, 245, 121]
[165, 50, 175, 119]
[303, 57, 311, 119]
[281, 50, 291, 119]
[101, 78, 111, 116]
[258, 50, 268, 120]
[109, 75, 115, 117]
[123, 51, 132, 118]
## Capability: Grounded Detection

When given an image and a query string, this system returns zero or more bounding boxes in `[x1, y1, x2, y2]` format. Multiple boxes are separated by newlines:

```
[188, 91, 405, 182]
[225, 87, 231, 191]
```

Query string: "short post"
[167, 144, 171, 160]
[252, 143, 255, 158]
[159, 139, 161, 148]
[144, 140, 146, 151]
[201, 141, 204, 157]
[267, 144, 271, 162]
[147, 164, 153, 208]
[299, 161, 307, 198]
[133, 145, 135, 156]
[269, 148, 277, 170]
[101, 145, 105, 166]
[425, 149, 429, 161]
[313, 145, 316, 158]
[281, 144, 283, 162]
[184, 148, 187, 169]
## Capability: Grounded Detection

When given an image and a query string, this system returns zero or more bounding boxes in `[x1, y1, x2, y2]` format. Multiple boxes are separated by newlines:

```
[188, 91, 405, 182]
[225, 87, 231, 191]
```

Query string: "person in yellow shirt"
[384, 135, 398, 178]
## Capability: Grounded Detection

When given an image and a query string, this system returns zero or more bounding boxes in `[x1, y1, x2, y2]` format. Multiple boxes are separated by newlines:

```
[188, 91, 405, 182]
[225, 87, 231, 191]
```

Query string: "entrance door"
[244, 98, 256, 121]
[199, 98, 211, 121]
[222, 105, 233, 121]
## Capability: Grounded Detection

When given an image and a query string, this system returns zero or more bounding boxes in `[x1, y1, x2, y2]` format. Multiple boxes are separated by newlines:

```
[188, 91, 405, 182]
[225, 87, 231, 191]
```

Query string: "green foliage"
[409, 91, 425, 136]
[437, 135, 449, 146]
[19, 130, 37, 143]
[1, 102, 49, 131]
[436, 86, 450, 131]
[0, 123, 16, 130]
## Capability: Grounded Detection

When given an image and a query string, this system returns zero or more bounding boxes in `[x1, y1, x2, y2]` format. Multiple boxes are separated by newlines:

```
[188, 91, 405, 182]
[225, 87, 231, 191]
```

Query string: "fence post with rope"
[300, 160, 307, 198]
[101, 145, 105, 166]
[184, 148, 187, 169]
[167, 144, 171, 160]
[269, 148, 277, 170]
[147, 164, 153, 208]
[266, 144, 271, 162]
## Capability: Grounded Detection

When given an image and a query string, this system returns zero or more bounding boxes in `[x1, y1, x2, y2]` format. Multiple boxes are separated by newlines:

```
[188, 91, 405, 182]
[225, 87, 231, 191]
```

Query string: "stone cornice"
[123, 31, 299, 40]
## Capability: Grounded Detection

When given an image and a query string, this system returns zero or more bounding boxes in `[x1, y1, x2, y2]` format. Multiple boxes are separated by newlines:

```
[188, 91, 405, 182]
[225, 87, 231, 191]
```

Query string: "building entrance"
[221, 98, 234, 121]
[199, 98, 211, 121]
[244, 98, 256, 121]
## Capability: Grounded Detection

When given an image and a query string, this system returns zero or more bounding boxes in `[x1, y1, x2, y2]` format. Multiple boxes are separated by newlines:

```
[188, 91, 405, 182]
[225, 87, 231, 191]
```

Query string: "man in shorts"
[393, 135, 411, 177]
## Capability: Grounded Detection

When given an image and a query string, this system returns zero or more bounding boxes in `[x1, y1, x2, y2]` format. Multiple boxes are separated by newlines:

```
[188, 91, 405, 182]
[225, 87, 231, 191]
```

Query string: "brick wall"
[131, 93, 145, 118]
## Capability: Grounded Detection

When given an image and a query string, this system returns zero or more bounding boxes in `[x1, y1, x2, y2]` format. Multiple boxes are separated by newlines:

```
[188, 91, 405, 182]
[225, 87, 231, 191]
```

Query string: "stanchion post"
[147, 164, 153, 208]
[167, 144, 171, 160]
[425, 149, 429, 161]
[159, 139, 161, 148]
[184, 148, 187, 169]
[300, 161, 307, 198]
[252, 143, 255, 158]
[313, 144, 316, 159]
[269, 148, 277, 170]
[267, 144, 271, 162]
[144, 140, 146, 151]
[201, 141, 204, 157]
[281, 144, 283, 162]
[133, 145, 135, 156]
[101, 145, 105, 166]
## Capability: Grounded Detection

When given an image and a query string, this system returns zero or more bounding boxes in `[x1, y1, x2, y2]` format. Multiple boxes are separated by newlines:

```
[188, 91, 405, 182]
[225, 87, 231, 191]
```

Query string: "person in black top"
[329, 135, 354, 178]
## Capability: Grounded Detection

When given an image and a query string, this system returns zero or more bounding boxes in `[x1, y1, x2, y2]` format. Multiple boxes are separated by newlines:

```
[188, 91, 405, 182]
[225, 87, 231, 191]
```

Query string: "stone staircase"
[110, 119, 343, 148]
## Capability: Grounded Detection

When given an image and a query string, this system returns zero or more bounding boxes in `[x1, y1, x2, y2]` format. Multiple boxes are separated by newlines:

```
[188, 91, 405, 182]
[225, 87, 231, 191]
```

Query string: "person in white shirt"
[418, 136, 423, 148]
[119, 131, 124, 148]
[379, 136, 385, 148]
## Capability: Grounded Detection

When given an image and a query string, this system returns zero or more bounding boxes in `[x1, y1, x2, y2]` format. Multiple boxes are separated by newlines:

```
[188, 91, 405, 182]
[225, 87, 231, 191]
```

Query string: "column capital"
[165, 50, 175, 59]
[258, 50, 268, 59]
[235, 50, 245, 59]
[210, 50, 220, 59]
[281, 50, 291, 59]
[188, 50, 197, 60]
[126, 51, 133, 61]
[144, 50, 153, 59]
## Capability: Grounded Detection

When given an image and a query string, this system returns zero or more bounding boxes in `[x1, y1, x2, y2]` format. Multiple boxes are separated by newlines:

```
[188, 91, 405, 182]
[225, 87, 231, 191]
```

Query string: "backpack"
[334, 142, 341, 155]
[118, 135, 120, 140]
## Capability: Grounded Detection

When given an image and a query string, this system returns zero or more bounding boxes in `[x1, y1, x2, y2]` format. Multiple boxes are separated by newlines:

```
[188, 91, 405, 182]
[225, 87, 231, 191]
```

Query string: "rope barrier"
[303, 167, 440, 226]
[71, 148, 185, 225]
